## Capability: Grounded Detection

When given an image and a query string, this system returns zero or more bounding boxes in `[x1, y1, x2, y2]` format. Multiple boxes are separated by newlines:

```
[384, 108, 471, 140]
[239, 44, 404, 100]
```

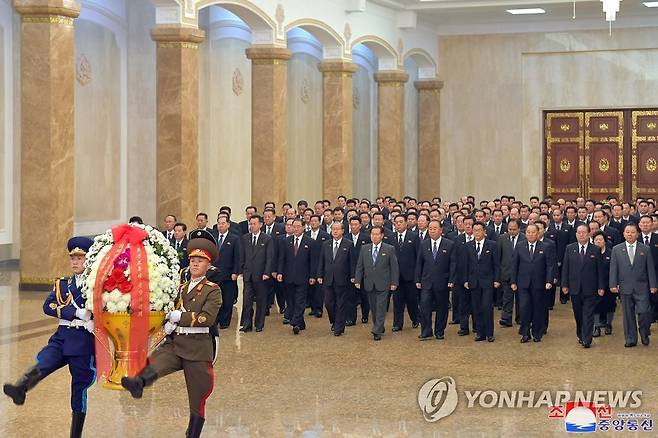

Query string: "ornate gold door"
[545, 112, 584, 200]
[584, 111, 624, 200]
[631, 111, 658, 200]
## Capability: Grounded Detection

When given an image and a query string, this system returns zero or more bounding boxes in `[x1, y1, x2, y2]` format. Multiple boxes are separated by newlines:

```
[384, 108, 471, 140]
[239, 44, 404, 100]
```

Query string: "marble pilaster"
[318, 61, 357, 200]
[415, 79, 443, 201]
[375, 70, 408, 199]
[151, 25, 204, 228]
[246, 46, 291, 209]
[14, 0, 80, 289]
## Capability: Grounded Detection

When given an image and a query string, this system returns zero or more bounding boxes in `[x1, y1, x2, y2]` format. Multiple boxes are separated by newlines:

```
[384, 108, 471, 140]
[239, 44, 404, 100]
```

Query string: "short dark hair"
[129, 216, 144, 224]
[196, 212, 208, 220]
[174, 222, 187, 232]
[250, 215, 263, 224]
[165, 214, 177, 221]
[370, 225, 384, 235]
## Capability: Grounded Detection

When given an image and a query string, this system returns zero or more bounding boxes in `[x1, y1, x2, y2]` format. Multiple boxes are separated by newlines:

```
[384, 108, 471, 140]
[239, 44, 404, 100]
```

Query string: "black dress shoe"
[282, 319, 290, 325]
[520, 336, 530, 343]
[533, 337, 542, 342]
[346, 321, 356, 326]
[418, 334, 433, 341]
[593, 327, 601, 337]
[641, 335, 650, 346]
[449, 320, 459, 325]
[308, 311, 315, 316]
[583, 343, 591, 348]
[435, 334, 445, 340]
[499, 320, 512, 327]
[392, 326, 402, 332]
[605, 325, 613, 335]
[625, 342, 637, 348]
[487, 336, 495, 342]
[474, 335, 486, 342]
[361, 317, 368, 324]
[412, 322, 419, 329]
[457, 330, 469, 336]
[334, 331, 343, 336]
[219, 325, 229, 330]
[265, 308, 270, 316]
[578, 338, 583, 345]
[239, 327, 252, 332]
[255, 328, 263, 332]
[315, 313, 323, 318]
[373, 334, 382, 341]
[293, 326, 300, 335]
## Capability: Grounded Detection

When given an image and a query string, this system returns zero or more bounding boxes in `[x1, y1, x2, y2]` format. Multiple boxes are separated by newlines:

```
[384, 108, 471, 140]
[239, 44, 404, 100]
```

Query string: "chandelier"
[601, 0, 622, 34]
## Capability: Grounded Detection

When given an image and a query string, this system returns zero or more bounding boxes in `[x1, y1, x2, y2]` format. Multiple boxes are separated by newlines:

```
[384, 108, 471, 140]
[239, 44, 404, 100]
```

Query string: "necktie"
[294, 237, 300, 256]
[529, 243, 535, 258]
[333, 241, 339, 259]
[432, 241, 438, 260]
[176, 241, 180, 250]
[252, 235, 257, 247]
[476, 241, 481, 259]
[629, 244, 635, 264]
[218, 234, 224, 248]
[372, 245, 379, 264]
[580, 244, 585, 262]
[511, 235, 516, 249]
[266, 225, 271, 235]
[496, 225, 500, 234]
[645, 236, 650, 246]
[556, 224, 560, 232]
[398, 233, 403, 245]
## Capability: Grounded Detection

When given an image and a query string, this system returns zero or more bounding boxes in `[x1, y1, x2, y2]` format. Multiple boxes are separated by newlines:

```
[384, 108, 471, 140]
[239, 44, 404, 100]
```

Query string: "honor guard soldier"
[122, 230, 222, 438]
[3, 237, 96, 438]
[179, 228, 223, 285]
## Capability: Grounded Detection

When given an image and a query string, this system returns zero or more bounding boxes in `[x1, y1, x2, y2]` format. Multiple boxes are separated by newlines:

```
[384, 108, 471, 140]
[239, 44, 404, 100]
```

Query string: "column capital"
[246, 46, 292, 64]
[318, 61, 358, 75]
[414, 79, 444, 91]
[374, 70, 409, 85]
[13, 0, 80, 20]
[151, 25, 205, 48]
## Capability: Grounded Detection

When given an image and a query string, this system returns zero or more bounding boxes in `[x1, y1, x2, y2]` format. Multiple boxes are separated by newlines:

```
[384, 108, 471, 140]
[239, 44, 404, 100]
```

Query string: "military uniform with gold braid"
[3, 237, 96, 438]
[122, 229, 222, 438]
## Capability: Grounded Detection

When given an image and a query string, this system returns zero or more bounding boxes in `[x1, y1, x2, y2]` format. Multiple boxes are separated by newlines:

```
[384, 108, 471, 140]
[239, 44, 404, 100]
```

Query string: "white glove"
[84, 320, 94, 333]
[168, 310, 182, 323]
[164, 321, 177, 335]
[75, 308, 92, 322]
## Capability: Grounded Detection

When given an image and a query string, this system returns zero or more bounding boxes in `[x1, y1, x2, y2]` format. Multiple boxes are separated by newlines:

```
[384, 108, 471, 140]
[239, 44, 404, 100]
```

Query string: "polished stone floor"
[1, 267, 657, 437]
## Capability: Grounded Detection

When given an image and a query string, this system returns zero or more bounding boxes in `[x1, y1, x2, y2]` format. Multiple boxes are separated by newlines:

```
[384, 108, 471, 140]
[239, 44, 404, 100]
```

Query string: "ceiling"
[369, 0, 658, 34]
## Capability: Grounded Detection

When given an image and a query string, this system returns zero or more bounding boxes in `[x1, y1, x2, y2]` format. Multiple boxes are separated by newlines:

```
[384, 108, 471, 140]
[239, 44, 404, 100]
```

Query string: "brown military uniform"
[148, 278, 222, 416]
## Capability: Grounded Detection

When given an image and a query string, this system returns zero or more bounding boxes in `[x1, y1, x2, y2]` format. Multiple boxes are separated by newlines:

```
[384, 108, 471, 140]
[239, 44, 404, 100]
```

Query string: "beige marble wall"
[198, 37, 252, 216]
[352, 65, 373, 199]
[416, 79, 442, 201]
[16, 0, 80, 285]
[127, 0, 156, 225]
[74, 19, 120, 222]
[319, 61, 357, 201]
[287, 52, 322, 204]
[247, 46, 291, 209]
[152, 25, 205, 229]
[439, 27, 658, 202]
[0, 24, 4, 233]
[403, 58, 419, 197]
[375, 70, 408, 199]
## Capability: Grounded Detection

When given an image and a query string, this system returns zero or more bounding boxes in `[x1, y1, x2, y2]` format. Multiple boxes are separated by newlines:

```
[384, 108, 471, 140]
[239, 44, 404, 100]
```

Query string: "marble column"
[375, 70, 408, 199]
[246, 46, 291, 209]
[415, 79, 443, 201]
[318, 61, 358, 200]
[151, 25, 205, 228]
[14, 0, 80, 289]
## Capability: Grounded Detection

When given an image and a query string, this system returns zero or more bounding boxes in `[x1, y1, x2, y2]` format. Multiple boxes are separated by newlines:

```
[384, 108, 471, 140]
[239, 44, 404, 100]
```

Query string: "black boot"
[70, 412, 86, 438]
[3, 366, 42, 405]
[121, 366, 158, 399]
[186, 414, 205, 438]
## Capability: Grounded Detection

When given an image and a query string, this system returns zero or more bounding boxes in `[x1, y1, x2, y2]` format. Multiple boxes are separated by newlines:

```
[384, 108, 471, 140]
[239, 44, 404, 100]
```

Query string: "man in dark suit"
[610, 223, 658, 347]
[171, 222, 189, 270]
[491, 209, 507, 236]
[239, 215, 274, 332]
[162, 214, 177, 241]
[239, 206, 257, 235]
[346, 217, 371, 325]
[305, 215, 331, 318]
[454, 216, 475, 335]
[277, 218, 316, 334]
[415, 220, 457, 340]
[273, 218, 294, 316]
[511, 224, 555, 343]
[536, 221, 558, 336]
[464, 222, 500, 342]
[264, 208, 286, 313]
[638, 216, 658, 322]
[317, 222, 353, 336]
[417, 214, 430, 241]
[391, 215, 420, 331]
[561, 223, 605, 348]
[355, 226, 399, 341]
[498, 219, 525, 327]
[212, 215, 240, 329]
[546, 208, 574, 305]
[595, 210, 622, 247]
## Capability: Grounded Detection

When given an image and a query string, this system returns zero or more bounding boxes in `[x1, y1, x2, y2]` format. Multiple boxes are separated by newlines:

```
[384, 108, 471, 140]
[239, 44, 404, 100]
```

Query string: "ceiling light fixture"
[506, 8, 546, 15]
[643, 1, 658, 7]
[600, 0, 622, 35]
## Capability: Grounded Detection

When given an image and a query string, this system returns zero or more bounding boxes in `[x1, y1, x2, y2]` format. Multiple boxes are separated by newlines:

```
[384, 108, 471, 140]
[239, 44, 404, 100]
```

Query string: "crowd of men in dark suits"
[159, 194, 658, 346]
